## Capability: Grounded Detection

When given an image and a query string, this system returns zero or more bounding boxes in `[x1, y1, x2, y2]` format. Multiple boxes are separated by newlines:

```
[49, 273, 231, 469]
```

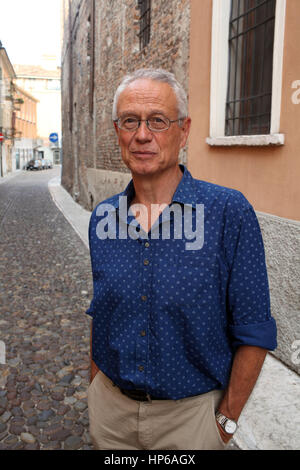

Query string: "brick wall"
[62, 0, 190, 209]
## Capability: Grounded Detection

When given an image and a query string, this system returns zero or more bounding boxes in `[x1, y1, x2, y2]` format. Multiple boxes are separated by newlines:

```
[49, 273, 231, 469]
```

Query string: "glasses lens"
[119, 117, 138, 130]
[118, 115, 170, 131]
[148, 116, 169, 131]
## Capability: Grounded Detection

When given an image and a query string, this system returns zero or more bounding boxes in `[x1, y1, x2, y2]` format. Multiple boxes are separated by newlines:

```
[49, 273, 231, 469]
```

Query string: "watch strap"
[215, 411, 237, 434]
[216, 411, 227, 427]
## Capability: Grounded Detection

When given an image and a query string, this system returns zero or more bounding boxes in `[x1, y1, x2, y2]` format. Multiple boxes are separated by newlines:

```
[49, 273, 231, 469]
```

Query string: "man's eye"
[121, 117, 138, 129]
[123, 118, 137, 124]
[149, 116, 168, 129]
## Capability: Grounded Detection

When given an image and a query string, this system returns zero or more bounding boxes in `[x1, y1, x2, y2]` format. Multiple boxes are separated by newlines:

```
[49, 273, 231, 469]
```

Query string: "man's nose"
[134, 120, 153, 141]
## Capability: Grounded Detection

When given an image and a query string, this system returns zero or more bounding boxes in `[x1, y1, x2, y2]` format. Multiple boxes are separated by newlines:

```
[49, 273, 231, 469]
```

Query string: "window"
[207, 0, 286, 146]
[138, 0, 151, 50]
[226, 0, 276, 136]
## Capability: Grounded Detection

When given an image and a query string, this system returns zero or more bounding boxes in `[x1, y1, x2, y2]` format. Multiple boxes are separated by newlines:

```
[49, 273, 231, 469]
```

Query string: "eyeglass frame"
[113, 115, 186, 132]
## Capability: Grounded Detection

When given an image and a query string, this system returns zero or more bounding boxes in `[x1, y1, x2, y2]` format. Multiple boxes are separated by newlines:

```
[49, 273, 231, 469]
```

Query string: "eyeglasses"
[114, 115, 185, 132]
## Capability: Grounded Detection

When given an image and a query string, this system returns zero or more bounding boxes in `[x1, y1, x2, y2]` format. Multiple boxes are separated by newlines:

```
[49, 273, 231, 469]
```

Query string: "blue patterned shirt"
[86, 165, 277, 399]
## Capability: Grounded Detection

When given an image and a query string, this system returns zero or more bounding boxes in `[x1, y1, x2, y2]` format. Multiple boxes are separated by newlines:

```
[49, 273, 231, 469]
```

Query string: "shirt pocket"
[176, 248, 214, 277]
[175, 249, 218, 305]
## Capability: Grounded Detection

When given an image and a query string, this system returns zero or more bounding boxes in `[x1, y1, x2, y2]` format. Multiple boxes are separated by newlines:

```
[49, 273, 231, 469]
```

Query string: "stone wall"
[61, 0, 191, 210]
[257, 212, 300, 374]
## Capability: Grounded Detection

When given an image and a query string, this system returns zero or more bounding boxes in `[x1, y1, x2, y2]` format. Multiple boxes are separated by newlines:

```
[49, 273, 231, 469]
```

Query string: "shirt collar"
[103, 164, 198, 220]
[103, 165, 198, 233]
[171, 165, 197, 208]
[119, 164, 197, 209]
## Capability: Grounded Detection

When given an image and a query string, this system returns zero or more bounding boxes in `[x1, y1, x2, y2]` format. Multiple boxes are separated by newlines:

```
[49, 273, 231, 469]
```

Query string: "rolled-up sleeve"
[224, 199, 277, 351]
[229, 318, 277, 350]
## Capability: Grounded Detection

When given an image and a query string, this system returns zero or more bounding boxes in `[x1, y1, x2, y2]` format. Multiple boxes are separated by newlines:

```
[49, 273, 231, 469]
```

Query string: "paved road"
[0, 168, 93, 450]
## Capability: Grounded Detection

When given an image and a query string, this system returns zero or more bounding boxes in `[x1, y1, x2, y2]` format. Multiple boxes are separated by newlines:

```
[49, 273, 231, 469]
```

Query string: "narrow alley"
[0, 168, 93, 450]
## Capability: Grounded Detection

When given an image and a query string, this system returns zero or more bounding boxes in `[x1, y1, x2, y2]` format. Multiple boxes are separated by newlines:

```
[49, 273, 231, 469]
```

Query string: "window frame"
[138, 0, 151, 51]
[207, 0, 286, 146]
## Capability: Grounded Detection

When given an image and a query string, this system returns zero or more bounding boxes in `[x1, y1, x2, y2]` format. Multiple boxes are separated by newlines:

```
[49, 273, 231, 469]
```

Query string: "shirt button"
[138, 365, 144, 372]
[145, 242, 150, 248]
[140, 330, 146, 337]
[141, 295, 147, 301]
[143, 259, 149, 266]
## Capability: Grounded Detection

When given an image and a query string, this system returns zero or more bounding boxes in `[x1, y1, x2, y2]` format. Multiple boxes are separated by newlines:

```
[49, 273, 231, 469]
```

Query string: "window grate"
[138, 0, 151, 50]
[225, 0, 276, 136]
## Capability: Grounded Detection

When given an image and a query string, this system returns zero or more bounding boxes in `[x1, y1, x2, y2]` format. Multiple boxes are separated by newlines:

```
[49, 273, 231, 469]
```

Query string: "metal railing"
[138, 0, 151, 50]
[225, 0, 276, 136]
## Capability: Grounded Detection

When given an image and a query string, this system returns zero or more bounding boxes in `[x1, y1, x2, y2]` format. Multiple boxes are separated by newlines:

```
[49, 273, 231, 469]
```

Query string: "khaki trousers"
[87, 370, 227, 450]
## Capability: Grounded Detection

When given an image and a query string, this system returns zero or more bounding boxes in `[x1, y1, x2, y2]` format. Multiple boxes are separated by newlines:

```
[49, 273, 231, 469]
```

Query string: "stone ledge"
[206, 134, 285, 146]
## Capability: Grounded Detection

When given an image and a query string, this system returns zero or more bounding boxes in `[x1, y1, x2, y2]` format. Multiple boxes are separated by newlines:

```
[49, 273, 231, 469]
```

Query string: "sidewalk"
[48, 176, 90, 249]
[0, 170, 23, 185]
[48, 176, 300, 451]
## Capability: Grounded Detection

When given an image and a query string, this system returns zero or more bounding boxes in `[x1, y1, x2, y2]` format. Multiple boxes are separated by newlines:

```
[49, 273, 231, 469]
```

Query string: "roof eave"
[0, 47, 17, 79]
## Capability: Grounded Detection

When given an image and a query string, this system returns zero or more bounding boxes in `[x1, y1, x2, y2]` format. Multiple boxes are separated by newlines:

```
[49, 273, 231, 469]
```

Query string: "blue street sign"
[49, 133, 59, 143]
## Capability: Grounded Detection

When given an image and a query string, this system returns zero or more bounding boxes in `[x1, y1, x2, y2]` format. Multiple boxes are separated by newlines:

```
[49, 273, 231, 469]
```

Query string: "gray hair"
[112, 68, 188, 121]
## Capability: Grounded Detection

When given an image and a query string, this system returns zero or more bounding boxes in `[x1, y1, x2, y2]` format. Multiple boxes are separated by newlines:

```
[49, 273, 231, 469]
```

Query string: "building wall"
[0, 63, 13, 127]
[188, 0, 300, 374]
[61, 0, 190, 209]
[15, 74, 61, 144]
[13, 86, 38, 170]
[0, 51, 15, 176]
[15, 87, 37, 140]
[13, 140, 35, 170]
[188, 0, 300, 222]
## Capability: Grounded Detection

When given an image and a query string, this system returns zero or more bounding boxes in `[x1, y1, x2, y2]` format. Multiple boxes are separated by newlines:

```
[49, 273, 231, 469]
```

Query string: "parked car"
[26, 160, 35, 170]
[34, 160, 43, 170]
[27, 159, 42, 171]
[44, 160, 53, 169]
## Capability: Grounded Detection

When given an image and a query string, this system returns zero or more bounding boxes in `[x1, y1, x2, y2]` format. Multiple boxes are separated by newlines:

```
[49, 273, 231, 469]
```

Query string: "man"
[86, 69, 277, 450]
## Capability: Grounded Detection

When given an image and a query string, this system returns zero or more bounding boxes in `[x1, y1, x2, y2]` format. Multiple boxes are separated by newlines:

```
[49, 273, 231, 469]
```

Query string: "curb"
[48, 176, 91, 249]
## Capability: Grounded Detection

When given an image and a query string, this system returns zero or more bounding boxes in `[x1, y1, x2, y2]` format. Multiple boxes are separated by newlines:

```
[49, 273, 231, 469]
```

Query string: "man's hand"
[216, 345, 268, 443]
[90, 320, 100, 384]
[90, 359, 100, 384]
[216, 421, 233, 444]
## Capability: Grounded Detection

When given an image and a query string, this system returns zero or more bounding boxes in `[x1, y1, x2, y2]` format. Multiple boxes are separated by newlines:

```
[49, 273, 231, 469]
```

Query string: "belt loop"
[146, 393, 152, 403]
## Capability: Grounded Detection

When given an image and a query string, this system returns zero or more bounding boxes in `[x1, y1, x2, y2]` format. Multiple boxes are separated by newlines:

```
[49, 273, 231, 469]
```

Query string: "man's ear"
[113, 121, 121, 144]
[180, 117, 191, 149]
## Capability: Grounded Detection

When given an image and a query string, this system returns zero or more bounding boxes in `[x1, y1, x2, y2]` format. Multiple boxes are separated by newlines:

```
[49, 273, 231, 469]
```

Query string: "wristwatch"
[215, 411, 238, 434]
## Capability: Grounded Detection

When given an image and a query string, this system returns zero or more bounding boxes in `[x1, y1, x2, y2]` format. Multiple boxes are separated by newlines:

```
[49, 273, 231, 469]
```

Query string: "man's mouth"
[131, 150, 157, 158]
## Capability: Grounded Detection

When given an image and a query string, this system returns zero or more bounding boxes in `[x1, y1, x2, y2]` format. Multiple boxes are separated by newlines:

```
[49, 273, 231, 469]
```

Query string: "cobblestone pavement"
[0, 168, 93, 450]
